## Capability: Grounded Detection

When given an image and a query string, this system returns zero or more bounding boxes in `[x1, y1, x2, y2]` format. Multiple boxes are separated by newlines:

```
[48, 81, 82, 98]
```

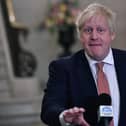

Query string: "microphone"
[97, 93, 113, 126]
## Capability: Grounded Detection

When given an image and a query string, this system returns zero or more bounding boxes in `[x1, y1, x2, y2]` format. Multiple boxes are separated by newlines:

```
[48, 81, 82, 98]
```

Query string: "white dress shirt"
[59, 49, 120, 126]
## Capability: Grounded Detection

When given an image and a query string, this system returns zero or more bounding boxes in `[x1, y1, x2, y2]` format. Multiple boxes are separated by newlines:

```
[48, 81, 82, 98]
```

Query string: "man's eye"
[83, 28, 93, 34]
[97, 27, 106, 33]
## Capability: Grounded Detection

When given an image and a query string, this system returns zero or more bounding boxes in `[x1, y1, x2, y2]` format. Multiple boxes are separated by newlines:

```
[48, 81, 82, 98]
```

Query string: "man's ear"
[79, 33, 84, 42]
[111, 32, 116, 41]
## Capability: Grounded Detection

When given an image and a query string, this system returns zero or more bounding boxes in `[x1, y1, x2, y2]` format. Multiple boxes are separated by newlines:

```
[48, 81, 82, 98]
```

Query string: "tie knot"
[96, 62, 104, 71]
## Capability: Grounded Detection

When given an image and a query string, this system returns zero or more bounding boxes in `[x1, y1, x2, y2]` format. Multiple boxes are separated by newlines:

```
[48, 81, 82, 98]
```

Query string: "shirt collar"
[85, 48, 114, 66]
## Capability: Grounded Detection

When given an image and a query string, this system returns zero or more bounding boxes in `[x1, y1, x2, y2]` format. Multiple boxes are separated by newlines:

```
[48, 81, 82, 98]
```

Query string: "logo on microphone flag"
[99, 105, 113, 117]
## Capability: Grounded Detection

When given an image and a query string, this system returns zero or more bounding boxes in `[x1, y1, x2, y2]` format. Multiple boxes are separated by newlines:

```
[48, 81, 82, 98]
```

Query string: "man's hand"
[63, 107, 90, 126]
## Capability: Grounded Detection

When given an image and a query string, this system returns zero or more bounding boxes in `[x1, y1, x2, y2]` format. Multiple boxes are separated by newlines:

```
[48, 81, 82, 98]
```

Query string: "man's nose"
[90, 30, 98, 40]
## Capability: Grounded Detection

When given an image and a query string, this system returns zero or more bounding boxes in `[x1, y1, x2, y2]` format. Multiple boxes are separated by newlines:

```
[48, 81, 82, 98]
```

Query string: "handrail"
[5, 0, 28, 30]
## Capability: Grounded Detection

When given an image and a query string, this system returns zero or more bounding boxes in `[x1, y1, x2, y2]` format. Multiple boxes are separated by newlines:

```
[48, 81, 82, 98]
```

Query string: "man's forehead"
[84, 15, 109, 27]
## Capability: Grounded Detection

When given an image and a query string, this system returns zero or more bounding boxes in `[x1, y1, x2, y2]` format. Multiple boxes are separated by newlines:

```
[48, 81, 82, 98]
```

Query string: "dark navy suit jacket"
[41, 49, 126, 126]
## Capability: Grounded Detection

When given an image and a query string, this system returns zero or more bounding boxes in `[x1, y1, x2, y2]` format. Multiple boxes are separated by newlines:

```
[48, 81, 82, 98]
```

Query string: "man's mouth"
[89, 43, 102, 46]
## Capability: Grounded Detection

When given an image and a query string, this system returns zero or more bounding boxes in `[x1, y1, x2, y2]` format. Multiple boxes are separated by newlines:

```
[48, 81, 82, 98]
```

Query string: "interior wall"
[11, 0, 126, 86]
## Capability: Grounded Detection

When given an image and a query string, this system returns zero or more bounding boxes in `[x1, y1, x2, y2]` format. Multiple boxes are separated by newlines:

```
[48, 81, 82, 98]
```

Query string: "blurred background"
[0, 0, 126, 126]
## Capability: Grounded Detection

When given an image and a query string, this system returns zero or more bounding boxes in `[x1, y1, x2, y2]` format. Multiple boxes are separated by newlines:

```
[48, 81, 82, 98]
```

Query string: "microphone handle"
[104, 119, 110, 126]
[97, 118, 110, 126]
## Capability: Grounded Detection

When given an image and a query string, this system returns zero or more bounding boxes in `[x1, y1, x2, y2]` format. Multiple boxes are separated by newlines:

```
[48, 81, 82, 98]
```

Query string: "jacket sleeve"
[41, 60, 70, 126]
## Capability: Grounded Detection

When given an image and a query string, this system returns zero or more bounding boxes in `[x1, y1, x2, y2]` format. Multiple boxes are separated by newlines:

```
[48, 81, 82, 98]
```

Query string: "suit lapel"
[113, 49, 126, 99]
[71, 51, 98, 106]
[112, 49, 126, 126]
[78, 52, 98, 95]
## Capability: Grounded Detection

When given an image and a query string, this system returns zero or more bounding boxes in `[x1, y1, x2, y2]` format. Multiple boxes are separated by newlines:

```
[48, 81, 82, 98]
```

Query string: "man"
[41, 3, 126, 126]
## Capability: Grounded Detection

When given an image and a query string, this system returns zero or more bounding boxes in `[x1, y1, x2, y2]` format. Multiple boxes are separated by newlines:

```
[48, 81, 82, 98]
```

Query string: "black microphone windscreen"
[83, 94, 112, 126]
[98, 93, 111, 105]
[97, 94, 113, 126]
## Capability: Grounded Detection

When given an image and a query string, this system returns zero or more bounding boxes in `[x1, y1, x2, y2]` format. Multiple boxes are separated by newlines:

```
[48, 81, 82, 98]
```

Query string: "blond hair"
[76, 3, 116, 37]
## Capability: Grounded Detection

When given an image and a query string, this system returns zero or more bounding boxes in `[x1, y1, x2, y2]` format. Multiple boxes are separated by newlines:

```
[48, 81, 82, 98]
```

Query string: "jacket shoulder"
[49, 49, 84, 67]
[112, 48, 126, 57]
[112, 48, 126, 65]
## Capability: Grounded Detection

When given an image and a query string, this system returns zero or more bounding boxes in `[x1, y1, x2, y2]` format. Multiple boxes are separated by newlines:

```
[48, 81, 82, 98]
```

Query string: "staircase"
[0, 4, 45, 126]
[0, 96, 43, 126]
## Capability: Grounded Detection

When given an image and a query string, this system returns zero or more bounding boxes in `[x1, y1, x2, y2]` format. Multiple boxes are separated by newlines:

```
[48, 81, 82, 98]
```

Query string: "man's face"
[80, 15, 115, 61]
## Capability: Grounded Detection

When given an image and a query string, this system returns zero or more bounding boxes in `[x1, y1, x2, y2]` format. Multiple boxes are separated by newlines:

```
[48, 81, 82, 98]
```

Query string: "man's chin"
[89, 53, 106, 61]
